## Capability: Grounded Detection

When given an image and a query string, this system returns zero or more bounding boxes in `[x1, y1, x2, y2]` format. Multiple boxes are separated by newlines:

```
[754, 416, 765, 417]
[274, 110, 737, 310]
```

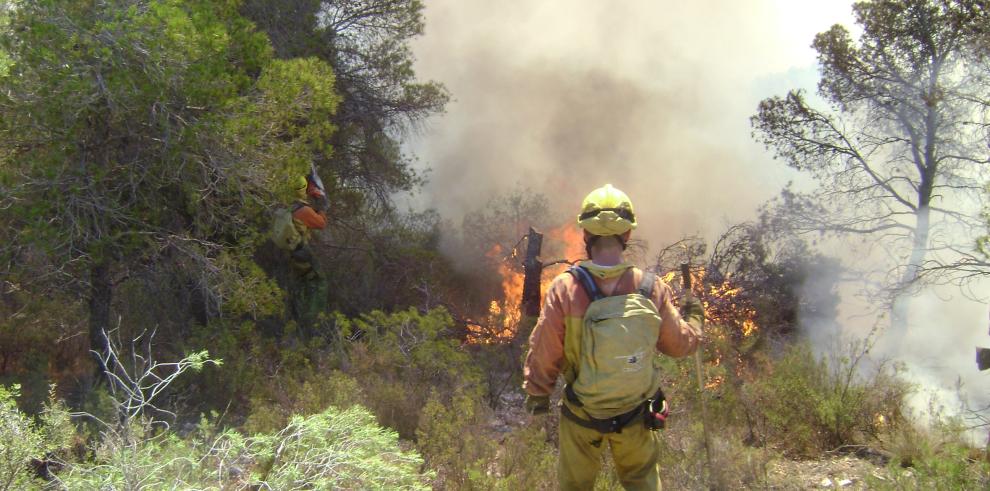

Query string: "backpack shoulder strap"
[568, 265, 605, 302]
[290, 201, 306, 213]
[637, 271, 657, 299]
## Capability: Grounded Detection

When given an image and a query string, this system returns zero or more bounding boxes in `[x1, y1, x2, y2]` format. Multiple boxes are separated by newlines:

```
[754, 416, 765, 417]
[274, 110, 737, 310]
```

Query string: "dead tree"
[521, 227, 544, 318]
[512, 228, 544, 347]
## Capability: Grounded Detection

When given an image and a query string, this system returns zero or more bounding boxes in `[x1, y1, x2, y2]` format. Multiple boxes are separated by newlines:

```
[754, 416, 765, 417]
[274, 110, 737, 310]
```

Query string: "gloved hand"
[681, 296, 705, 326]
[525, 394, 550, 415]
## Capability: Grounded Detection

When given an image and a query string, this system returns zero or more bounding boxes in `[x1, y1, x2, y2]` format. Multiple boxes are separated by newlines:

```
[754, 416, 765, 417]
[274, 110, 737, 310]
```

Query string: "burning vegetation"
[466, 225, 584, 343]
[466, 223, 765, 363]
[669, 266, 764, 391]
[463, 219, 838, 411]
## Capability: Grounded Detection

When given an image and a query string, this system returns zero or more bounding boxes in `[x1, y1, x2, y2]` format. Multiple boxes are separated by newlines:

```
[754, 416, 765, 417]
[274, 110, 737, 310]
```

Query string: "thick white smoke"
[405, 0, 856, 245]
[404, 0, 989, 438]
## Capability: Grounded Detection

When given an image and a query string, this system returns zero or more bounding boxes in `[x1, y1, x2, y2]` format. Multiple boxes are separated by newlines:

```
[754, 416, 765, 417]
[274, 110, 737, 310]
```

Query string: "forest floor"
[766, 455, 893, 490]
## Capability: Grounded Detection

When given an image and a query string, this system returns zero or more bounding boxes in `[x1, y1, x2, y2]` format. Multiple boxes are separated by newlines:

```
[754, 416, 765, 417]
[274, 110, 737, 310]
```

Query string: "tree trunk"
[521, 227, 544, 318]
[516, 228, 543, 345]
[89, 260, 113, 381]
[889, 205, 931, 341]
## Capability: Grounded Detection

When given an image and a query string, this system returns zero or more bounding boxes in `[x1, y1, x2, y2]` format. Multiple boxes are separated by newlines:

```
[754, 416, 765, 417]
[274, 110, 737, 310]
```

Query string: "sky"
[402, 0, 989, 432]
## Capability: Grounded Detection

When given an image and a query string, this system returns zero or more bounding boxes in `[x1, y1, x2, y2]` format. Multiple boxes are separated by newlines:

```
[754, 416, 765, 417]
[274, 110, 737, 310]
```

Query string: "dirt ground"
[764, 455, 895, 490]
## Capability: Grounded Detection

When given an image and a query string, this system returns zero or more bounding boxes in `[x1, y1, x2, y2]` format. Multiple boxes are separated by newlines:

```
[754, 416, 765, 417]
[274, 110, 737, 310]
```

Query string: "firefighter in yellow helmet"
[523, 184, 704, 491]
[287, 175, 329, 326]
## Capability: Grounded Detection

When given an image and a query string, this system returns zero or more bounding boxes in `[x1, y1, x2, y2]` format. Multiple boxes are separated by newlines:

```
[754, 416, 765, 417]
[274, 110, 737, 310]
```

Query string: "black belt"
[560, 402, 644, 434]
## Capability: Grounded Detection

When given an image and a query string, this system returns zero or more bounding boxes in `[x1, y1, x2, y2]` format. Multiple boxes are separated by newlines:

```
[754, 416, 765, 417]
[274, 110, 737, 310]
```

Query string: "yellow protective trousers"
[558, 408, 662, 491]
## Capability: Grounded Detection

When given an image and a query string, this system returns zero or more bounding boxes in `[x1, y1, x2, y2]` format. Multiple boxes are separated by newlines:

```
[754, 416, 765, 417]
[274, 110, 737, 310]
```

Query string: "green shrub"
[493, 423, 557, 491]
[62, 420, 220, 489]
[64, 405, 431, 490]
[185, 308, 483, 440]
[337, 308, 484, 438]
[180, 319, 337, 431]
[740, 343, 909, 457]
[250, 405, 430, 490]
[0, 385, 72, 491]
[870, 408, 990, 490]
[654, 422, 772, 490]
[0, 384, 43, 490]
[243, 369, 362, 434]
[416, 392, 493, 489]
[179, 320, 280, 417]
[416, 391, 555, 490]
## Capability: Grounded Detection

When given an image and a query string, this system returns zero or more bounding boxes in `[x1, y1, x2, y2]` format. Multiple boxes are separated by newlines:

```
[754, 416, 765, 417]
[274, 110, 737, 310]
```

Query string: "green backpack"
[271, 203, 304, 251]
[564, 265, 663, 419]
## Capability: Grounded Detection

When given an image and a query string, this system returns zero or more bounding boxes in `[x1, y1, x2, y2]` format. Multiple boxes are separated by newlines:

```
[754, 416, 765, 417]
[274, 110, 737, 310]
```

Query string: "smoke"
[404, 0, 855, 249]
[404, 0, 988, 436]
[801, 241, 990, 441]
[883, 285, 989, 438]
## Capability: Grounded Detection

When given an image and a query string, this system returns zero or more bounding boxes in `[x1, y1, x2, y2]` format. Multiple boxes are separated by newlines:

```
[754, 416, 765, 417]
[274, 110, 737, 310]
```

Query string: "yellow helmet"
[294, 176, 309, 192]
[577, 184, 637, 236]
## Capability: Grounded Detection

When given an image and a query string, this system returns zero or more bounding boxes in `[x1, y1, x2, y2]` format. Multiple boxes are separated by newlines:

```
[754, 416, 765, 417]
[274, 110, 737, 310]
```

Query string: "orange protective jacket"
[523, 266, 701, 397]
[292, 202, 327, 230]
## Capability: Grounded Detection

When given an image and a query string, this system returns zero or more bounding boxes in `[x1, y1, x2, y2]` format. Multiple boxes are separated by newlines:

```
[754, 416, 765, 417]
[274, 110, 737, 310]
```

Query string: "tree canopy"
[0, 0, 448, 383]
[752, 0, 990, 317]
[241, 0, 449, 215]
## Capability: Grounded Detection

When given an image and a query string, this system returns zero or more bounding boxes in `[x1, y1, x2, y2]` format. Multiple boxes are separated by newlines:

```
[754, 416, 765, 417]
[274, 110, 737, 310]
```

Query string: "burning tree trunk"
[516, 228, 543, 344]
[521, 228, 543, 317]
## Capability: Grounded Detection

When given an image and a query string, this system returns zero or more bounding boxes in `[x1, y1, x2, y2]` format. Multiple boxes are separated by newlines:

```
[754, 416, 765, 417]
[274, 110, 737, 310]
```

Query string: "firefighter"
[523, 184, 704, 491]
[290, 175, 328, 253]
[287, 175, 329, 325]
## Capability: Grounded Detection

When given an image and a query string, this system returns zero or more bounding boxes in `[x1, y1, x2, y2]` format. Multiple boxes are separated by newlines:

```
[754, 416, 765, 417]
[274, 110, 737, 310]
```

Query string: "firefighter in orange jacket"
[523, 184, 704, 491]
[288, 176, 327, 273]
[289, 175, 329, 324]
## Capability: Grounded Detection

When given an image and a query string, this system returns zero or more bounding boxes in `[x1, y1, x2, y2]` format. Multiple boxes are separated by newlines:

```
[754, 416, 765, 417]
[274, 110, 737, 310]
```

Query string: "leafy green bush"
[869, 406, 990, 490]
[243, 369, 362, 434]
[654, 421, 772, 490]
[62, 420, 221, 489]
[251, 405, 430, 490]
[416, 392, 493, 489]
[740, 343, 909, 457]
[416, 392, 555, 490]
[185, 307, 481, 438]
[179, 319, 335, 431]
[179, 320, 278, 417]
[337, 308, 484, 439]
[63, 404, 430, 490]
[0, 385, 72, 491]
[491, 423, 556, 491]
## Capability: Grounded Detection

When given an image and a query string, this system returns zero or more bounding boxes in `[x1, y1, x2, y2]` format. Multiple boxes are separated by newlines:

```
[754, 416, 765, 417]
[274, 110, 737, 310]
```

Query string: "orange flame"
[678, 267, 762, 390]
[469, 229, 763, 357]
[545, 224, 586, 265]
[677, 267, 760, 338]
[465, 244, 522, 342]
[489, 243, 524, 336]
[467, 225, 585, 343]
[701, 271, 760, 338]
